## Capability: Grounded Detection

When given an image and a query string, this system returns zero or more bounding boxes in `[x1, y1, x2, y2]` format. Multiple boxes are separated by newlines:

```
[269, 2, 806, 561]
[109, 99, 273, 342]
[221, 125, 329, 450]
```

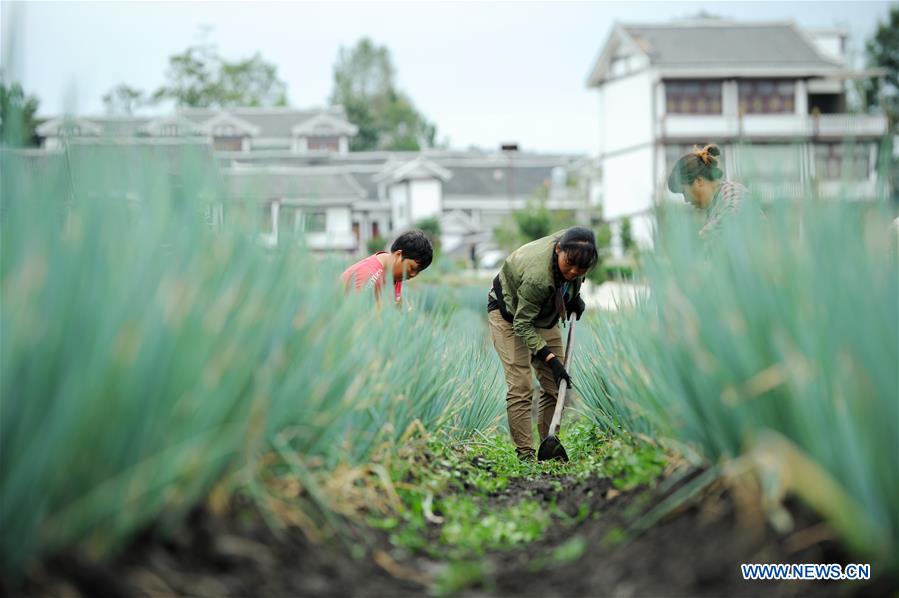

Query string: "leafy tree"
[863, 6, 899, 200]
[494, 201, 573, 252]
[514, 202, 552, 241]
[330, 38, 436, 151]
[343, 97, 379, 152]
[218, 53, 288, 107]
[152, 43, 288, 108]
[864, 6, 899, 122]
[367, 235, 386, 254]
[102, 83, 146, 115]
[621, 217, 635, 253]
[595, 221, 613, 252]
[586, 221, 614, 285]
[333, 38, 395, 100]
[152, 43, 219, 107]
[416, 216, 442, 253]
[0, 75, 40, 146]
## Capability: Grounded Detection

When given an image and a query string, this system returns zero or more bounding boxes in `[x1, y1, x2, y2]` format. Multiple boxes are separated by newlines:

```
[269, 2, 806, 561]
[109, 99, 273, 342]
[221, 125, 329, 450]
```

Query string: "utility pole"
[502, 142, 518, 210]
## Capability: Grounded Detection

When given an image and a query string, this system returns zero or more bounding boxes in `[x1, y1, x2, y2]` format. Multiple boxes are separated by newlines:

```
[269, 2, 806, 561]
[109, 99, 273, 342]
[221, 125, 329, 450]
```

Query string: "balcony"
[660, 113, 888, 140]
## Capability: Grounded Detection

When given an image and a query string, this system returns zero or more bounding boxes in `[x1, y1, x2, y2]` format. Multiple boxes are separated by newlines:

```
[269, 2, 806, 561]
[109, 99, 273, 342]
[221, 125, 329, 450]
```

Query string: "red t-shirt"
[341, 252, 402, 302]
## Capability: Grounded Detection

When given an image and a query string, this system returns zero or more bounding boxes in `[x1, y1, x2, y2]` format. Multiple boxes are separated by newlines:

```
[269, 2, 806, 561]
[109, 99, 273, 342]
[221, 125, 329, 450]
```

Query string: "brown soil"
[7, 464, 895, 597]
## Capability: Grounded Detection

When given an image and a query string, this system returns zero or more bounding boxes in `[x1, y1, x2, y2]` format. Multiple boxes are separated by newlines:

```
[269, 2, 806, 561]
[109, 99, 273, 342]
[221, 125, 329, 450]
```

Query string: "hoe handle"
[548, 317, 576, 437]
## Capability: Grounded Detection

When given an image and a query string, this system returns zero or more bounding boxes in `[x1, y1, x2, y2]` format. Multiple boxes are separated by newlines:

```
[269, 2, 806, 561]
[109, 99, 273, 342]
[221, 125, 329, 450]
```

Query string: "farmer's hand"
[566, 295, 585, 320]
[547, 356, 572, 389]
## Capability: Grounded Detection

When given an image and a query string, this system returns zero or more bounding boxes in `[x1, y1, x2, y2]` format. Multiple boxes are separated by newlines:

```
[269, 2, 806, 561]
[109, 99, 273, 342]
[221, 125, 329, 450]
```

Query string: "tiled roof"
[622, 21, 839, 69]
[440, 164, 555, 197]
[179, 106, 349, 138]
[224, 166, 366, 202]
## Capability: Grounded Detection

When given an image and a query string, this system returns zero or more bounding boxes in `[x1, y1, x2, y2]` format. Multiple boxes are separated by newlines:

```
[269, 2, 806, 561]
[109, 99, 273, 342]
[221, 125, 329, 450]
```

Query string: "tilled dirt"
[7, 462, 895, 597]
[477, 472, 888, 597]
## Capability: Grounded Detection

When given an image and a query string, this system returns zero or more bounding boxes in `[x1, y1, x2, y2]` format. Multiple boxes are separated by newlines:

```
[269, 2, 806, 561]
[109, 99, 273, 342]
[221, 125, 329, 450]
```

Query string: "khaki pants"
[488, 309, 565, 456]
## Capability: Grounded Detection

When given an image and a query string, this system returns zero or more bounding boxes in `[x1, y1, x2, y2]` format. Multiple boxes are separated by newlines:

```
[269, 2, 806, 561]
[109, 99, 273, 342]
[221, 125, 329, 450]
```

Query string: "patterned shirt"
[699, 180, 749, 239]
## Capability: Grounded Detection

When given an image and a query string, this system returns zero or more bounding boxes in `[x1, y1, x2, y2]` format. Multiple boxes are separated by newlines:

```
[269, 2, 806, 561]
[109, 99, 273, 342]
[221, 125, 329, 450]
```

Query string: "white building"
[224, 164, 364, 250]
[35, 107, 596, 258]
[37, 106, 358, 155]
[223, 149, 595, 260]
[586, 17, 890, 251]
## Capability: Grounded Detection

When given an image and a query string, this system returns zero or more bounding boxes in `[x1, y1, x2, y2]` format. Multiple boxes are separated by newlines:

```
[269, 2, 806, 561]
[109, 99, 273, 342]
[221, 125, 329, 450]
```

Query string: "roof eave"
[656, 65, 851, 78]
[587, 24, 646, 88]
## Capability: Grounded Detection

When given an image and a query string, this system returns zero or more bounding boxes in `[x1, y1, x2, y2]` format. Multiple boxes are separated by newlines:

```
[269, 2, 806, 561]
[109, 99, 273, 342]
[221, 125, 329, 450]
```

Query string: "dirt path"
[11, 437, 895, 597]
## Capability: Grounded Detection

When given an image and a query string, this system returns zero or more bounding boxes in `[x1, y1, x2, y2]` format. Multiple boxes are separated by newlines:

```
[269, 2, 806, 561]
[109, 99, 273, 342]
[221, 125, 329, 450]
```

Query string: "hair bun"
[693, 143, 719, 166]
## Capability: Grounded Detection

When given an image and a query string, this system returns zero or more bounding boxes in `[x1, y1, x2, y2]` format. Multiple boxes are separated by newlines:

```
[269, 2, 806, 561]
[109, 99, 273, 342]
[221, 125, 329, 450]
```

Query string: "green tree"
[330, 38, 436, 151]
[864, 6, 899, 200]
[152, 44, 288, 107]
[586, 225, 613, 285]
[102, 83, 146, 115]
[0, 75, 40, 146]
[416, 216, 442, 253]
[621, 217, 635, 254]
[493, 201, 553, 252]
[865, 6, 899, 122]
[218, 53, 288, 106]
[367, 235, 386, 254]
[514, 202, 552, 241]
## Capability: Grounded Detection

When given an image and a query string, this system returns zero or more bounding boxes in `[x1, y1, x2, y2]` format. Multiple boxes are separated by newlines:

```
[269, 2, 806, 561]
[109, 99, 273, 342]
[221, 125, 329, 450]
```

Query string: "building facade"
[36, 106, 359, 155]
[35, 106, 594, 261]
[221, 149, 595, 262]
[587, 17, 890, 251]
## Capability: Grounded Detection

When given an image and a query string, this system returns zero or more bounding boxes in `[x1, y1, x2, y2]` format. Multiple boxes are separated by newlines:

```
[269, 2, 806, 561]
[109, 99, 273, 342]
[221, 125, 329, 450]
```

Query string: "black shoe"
[517, 449, 536, 462]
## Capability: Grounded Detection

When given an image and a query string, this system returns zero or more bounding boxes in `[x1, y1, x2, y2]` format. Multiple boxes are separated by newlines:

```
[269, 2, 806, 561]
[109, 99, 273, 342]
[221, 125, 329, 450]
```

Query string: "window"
[277, 207, 326, 237]
[814, 143, 871, 180]
[665, 80, 722, 114]
[306, 136, 340, 152]
[212, 137, 244, 151]
[302, 211, 327, 233]
[738, 80, 795, 114]
[808, 93, 844, 115]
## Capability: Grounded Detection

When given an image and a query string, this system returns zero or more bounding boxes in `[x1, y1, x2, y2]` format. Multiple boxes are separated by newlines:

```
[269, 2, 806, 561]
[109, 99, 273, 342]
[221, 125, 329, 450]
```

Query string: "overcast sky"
[2, 1, 893, 154]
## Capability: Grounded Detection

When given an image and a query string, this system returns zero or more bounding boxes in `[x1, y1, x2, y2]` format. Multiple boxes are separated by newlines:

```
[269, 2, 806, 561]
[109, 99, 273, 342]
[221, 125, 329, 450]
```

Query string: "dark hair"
[391, 229, 433, 270]
[667, 144, 723, 193]
[558, 226, 598, 270]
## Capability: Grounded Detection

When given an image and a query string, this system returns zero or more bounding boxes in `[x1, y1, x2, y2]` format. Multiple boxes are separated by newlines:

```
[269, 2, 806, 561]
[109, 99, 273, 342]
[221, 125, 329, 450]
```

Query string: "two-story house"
[587, 17, 890, 251]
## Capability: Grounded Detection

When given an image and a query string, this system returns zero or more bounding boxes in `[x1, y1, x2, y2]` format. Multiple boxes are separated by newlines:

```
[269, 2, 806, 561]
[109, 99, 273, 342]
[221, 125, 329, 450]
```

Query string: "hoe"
[538, 315, 575, 462]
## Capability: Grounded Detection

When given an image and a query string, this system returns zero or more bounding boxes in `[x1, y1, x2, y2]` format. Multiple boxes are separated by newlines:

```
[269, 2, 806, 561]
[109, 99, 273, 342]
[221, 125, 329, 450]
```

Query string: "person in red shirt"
[341, 229, 433, 305]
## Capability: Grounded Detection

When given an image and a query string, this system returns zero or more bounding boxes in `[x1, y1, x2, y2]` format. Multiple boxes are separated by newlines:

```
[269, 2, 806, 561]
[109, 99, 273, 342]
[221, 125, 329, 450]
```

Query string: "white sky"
[2, 1, 893, 154]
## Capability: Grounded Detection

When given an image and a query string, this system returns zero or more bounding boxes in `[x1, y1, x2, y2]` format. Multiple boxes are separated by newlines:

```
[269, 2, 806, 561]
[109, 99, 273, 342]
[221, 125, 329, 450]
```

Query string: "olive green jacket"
[488, 231, 583, 354]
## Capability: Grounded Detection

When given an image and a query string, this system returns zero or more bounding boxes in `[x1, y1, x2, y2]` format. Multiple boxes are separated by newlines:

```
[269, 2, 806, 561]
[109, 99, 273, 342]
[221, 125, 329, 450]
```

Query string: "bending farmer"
[667, 143, 749, 239]
[341, 230, 433, 306]
[487, 227, 598, 461]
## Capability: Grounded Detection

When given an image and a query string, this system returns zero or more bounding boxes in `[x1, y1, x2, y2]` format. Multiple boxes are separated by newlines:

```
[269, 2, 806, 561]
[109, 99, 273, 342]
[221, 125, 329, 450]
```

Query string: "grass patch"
[369, 419, 668, 566]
